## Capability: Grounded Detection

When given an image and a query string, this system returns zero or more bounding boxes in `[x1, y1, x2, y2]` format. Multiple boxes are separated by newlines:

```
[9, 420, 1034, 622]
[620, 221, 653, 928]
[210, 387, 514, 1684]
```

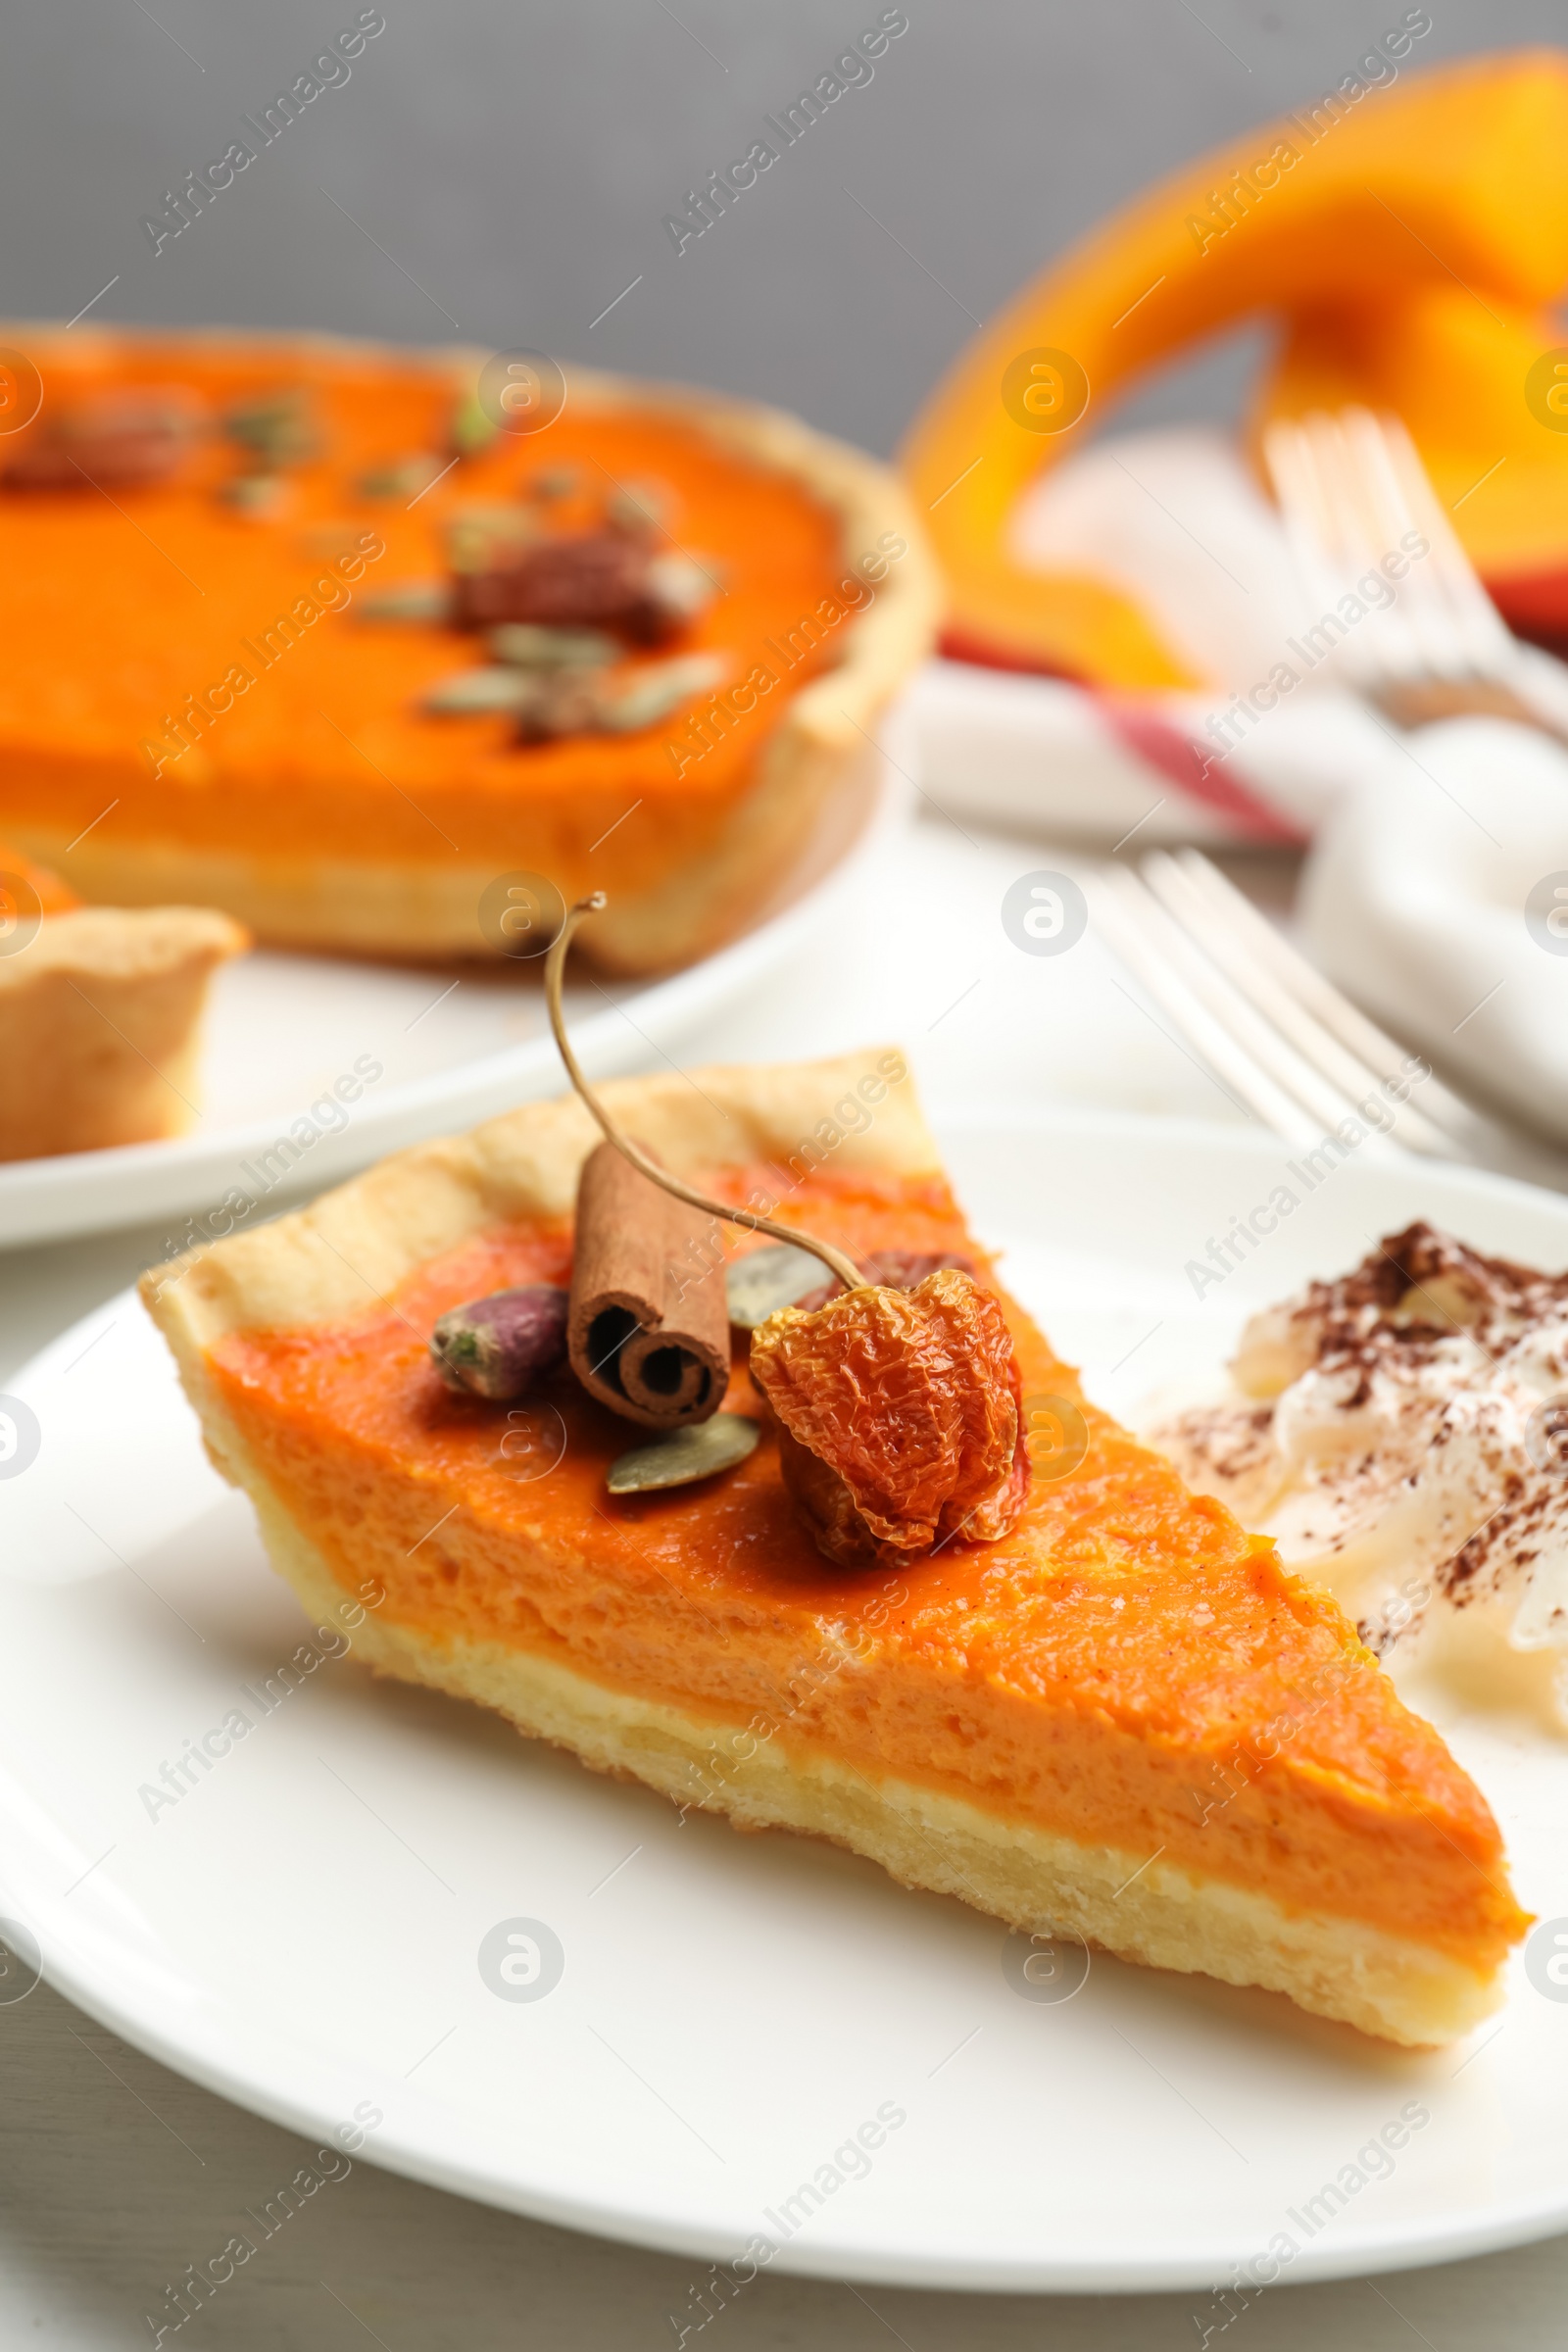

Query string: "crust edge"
[140, 1048, 937, 1347]
[254, 1469, 1503, 2050]
[0, 905, 247, 1160]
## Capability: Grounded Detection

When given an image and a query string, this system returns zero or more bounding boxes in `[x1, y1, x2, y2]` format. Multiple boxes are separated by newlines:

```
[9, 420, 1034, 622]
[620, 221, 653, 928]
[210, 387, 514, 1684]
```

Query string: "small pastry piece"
[0, 852, 247, 1158]
[144, 1049, 1529, 2046]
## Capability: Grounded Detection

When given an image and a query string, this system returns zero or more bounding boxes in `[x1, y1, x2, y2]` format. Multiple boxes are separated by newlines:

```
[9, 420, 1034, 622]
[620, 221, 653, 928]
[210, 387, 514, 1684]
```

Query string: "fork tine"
[1262, 417, 1351, 640]
[1305, 412, 1383, 583]
[1373, 411, 1517, 679]
[1346, 410, 1479, 679]
[1142, 850, 1462, 1158]
[1271, 402, 1529, 705]
[1108, 864, 1410, 1151]
[1266, 415, 1422, 687]
[1322, 408, 1433, 681]
[1094, 875, 1324, 1146]
[1318, 410, 1402, 678]
[1317, 408, 1466, 681]
[1102, 867, 1413, 1148]
[1170, 849, 1481, 1141]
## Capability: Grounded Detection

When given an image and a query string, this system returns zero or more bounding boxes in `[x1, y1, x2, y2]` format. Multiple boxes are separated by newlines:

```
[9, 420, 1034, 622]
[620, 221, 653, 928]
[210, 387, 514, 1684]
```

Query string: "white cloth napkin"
[906, 426, 1568, 850]
[904, 424, 1568, 1148]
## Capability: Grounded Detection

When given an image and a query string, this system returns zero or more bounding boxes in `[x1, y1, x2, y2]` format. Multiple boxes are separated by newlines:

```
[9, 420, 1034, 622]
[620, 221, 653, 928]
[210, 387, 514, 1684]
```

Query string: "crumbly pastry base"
[142, 1054, 1506, 2049]
[255, 1476, 1497, 2049]
[21, 713, 884, 976]
[3, 327, 940, 976]
[0, 904, 247, 1160]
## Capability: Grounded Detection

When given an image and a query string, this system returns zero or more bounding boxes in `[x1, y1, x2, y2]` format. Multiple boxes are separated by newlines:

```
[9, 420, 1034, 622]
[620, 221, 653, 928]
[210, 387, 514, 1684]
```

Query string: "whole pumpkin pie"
[141, 1051, 1527, 2044]
[0, 327, 936, 974]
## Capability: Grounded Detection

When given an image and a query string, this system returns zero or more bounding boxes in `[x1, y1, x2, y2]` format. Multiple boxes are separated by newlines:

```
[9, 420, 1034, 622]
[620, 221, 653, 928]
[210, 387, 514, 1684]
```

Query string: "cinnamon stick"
[567, 1141, 730, 1429]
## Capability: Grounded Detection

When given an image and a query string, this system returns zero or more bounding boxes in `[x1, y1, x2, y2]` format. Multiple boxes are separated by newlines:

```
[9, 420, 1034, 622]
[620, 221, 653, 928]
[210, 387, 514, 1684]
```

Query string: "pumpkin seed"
[608, 478, 672, 534]
[725, 1243, 826, 1330]
[357, 453, 446, 501]
[607, 1414, 760, 1494]
[422, 666, 536, 714]
[450, 389, 500, 458]
[217, 472, 288, 517]
[598, 653, 724, 734]
[487, 623, 617, 670]
[359, 579, 454, 623]
[646, 551, 718, 624]
[223, 390, 318, 468]
[531, 465, 580, 500]
[446, 504, 539, 574]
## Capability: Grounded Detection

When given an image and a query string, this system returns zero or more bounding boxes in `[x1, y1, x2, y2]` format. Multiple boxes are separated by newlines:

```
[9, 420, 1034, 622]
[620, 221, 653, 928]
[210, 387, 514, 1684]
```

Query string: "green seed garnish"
[606, 1415, 760, 1494]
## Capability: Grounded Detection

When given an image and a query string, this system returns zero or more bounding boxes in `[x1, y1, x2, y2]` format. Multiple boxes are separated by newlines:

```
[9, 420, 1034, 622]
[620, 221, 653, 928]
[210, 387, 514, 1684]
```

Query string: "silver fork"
[1262, 406, 1568, 752]
[1095, 848, 1568, 1185]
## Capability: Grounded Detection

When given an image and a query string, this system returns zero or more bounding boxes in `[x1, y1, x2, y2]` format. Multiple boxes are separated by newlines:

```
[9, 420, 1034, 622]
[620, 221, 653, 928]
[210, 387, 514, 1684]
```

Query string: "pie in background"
[0, 328, 937, 975]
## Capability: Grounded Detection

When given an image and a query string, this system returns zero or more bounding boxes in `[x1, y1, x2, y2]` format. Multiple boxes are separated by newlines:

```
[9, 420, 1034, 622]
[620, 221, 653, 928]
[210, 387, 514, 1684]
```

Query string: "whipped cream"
[1145, 1222, 1568, 1728]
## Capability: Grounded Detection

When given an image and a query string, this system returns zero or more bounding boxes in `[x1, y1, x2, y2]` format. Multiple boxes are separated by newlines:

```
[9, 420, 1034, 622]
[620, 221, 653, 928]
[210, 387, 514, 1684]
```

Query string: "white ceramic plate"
[0, 745, 904, 1250]
[1, 1108, 1565, 2293]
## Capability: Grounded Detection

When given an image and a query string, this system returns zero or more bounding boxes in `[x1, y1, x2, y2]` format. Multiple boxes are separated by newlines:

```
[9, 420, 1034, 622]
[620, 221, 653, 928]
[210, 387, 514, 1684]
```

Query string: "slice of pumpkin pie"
[141, 1051, 1527, 2044]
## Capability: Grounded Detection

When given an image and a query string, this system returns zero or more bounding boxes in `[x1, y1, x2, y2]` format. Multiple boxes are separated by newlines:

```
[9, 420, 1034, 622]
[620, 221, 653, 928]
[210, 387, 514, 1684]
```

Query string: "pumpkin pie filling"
[199, 1159, 1524, 1988]
[0, 332, 934, 971]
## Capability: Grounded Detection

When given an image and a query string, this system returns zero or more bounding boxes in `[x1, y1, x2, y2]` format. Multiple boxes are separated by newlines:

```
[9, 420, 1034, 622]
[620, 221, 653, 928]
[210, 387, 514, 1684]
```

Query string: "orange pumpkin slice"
[903, 51, 1568, 684]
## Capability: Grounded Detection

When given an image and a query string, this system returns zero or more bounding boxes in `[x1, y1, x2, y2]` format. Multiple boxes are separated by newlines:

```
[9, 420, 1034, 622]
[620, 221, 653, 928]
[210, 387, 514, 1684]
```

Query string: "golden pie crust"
[0, 903, 246, 1159]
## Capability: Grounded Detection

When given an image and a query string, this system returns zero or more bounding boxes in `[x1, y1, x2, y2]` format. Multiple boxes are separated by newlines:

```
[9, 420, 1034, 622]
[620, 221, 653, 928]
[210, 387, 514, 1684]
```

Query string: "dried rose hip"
[750, 1268, 1029, 1569]
[792, 1248, 977, 1316]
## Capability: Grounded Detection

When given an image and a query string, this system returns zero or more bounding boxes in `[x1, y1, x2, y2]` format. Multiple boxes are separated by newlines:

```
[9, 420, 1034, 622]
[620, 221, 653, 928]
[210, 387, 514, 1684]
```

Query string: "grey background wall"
[3, 1, 1564, 459]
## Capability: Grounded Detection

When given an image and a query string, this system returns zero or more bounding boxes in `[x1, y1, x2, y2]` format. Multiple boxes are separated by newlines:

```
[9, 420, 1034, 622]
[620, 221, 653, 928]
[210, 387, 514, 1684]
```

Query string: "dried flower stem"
[545, 893, 862, 1292]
